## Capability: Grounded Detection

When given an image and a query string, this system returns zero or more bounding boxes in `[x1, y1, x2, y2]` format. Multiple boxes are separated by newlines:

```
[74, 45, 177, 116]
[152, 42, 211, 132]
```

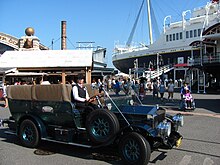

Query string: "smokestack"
[61, 21, 67, 50]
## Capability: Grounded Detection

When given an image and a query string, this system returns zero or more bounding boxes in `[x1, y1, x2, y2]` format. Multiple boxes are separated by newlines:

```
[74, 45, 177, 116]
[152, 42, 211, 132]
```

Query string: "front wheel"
[86, 109, 120, 144]
[119, 132, 151, 165]
[19, 119, 40, 148]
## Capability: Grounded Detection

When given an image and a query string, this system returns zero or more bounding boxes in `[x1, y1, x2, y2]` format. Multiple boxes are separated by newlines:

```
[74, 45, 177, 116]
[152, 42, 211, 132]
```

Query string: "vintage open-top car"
[1, 84, 183, 165]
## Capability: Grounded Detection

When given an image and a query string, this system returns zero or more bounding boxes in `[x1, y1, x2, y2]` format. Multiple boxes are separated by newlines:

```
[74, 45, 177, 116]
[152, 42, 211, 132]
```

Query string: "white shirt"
[72, 84, 90, 102]
[2, 85, 7, 97]
[41, 81, 51, 85]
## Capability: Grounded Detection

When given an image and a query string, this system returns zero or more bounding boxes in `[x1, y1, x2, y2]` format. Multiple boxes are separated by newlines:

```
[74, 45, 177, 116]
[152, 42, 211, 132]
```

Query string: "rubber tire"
[179, 100, 185, 110]
[119, 132, 151, 165]
[86, 109, 120, 144]
[191, 100, 196, 110]
[19, 119, 40, 148]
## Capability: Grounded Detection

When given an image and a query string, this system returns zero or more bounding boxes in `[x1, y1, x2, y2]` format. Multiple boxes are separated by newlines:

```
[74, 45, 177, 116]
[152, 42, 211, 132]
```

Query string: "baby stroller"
[179, 89, 195, 111]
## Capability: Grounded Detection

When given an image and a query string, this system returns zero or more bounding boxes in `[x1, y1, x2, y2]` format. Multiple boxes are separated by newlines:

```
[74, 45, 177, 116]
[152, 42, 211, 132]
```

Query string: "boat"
[112, 0, 220, 83]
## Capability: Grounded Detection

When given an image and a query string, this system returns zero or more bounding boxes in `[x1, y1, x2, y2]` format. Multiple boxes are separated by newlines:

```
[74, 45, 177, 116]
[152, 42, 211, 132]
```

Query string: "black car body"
[1, 84, 183, 165]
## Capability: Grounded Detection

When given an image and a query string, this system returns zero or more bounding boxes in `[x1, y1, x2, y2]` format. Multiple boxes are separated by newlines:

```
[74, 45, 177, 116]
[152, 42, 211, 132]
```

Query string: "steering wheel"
[88, 93, 104, 102]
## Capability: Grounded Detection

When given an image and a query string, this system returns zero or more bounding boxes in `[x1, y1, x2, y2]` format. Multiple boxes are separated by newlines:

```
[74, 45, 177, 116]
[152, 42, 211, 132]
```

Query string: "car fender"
[120, 124, 157, 137]
[17, 114, 47, 138]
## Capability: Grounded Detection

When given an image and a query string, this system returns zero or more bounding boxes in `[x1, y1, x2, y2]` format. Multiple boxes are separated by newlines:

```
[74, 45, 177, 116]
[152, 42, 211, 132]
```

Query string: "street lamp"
[51, 39, 54, 50]
[134, 59, 138, 79]
[157, 53, 159, 77]
[148, 61, 153, 80]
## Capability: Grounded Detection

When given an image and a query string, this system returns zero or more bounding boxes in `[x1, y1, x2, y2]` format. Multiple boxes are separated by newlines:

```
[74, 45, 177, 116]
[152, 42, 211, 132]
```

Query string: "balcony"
[193, 52, 220, 66]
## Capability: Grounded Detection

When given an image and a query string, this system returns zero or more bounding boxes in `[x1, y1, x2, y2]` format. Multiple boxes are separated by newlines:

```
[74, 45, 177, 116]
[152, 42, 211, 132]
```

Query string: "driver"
[72, 74, 95, 125]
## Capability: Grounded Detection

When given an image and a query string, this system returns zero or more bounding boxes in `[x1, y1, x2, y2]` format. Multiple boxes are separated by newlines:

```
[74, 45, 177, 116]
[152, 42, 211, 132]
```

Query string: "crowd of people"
[1, 74, 193, 109]
[94, 76, 193, 108]
[103, 76, 176, 102]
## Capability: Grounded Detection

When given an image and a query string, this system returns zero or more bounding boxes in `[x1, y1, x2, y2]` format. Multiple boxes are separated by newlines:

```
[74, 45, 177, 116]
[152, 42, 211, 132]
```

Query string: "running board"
[4, 130, 17, 135]
[41, 138, 92, 148]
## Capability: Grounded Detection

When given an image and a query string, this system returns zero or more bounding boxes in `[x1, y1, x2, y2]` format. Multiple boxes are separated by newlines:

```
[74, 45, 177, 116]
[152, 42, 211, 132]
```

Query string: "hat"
[77, 74, 84, 80]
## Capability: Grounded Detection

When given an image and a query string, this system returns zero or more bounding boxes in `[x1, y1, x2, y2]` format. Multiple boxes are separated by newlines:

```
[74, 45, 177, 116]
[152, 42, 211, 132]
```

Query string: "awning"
[174, 63, 189, 67]
[0, 67, 16, 74]
[0, 49, 93, 68]
[6, 72, 48, 77]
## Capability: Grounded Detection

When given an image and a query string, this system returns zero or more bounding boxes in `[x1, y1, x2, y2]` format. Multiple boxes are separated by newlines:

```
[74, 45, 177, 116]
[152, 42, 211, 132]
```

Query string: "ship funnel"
[61, 21, 67, 50]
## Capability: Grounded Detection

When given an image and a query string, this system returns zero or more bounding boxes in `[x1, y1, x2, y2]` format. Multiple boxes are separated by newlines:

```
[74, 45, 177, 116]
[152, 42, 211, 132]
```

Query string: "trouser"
[75, 102, 96, 127]
[186, 100, 192, 108]
[168, 92, 173, 99]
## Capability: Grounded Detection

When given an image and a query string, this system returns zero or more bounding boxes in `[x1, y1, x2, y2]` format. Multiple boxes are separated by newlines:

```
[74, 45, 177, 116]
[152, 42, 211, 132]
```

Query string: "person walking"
[114, 80, 120, 95]
[139, 79, 145, 100]
[167, 79, 175, 101]
[152, 79, 158, 99]
[159, 81, 166, 102]
[133, 80, 140, 96]
[2, 82, 8, 108]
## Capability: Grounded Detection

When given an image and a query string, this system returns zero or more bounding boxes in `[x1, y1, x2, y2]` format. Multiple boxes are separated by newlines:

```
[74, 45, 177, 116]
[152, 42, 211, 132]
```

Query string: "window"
[176, 33, 179, 40]
[166, 35, 169, 42]
[168, 58, 170, 64]
[180, 32, 183, 39]
[186, 31, 189, 38]
[198, 29, 201, 36]
[169, 34, 172, 41]
[190, 30, 193, 38]
[173, 34, 175, 41]
[194, 29, 197, 37]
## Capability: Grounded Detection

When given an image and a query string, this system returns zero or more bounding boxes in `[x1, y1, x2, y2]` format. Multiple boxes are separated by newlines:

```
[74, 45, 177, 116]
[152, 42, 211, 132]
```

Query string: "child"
[184, 89, 193, 109]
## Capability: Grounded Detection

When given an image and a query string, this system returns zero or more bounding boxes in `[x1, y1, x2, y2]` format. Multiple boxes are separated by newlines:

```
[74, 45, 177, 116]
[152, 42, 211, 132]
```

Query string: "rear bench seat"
[7, 84, 100, 103]
[7, 84, 73, 102]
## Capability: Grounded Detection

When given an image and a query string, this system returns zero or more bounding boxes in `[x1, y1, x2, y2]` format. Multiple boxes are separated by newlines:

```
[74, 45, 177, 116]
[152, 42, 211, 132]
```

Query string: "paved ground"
[0, 89, 220, 165]
[141, 90, 220, 115]
[1, 89, 220, 118]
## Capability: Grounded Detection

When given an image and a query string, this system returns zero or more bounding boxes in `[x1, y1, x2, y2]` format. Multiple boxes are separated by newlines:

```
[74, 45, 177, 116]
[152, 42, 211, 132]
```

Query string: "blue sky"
[1, 0, 208, 67]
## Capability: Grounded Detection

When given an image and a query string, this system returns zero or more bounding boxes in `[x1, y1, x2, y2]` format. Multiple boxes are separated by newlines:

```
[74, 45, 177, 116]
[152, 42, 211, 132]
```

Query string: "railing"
[145, 64, 174, 79]
[193, 53, 220, 66]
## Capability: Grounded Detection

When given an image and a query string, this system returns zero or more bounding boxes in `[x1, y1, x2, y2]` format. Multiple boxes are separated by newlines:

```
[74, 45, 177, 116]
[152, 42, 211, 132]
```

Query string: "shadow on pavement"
[141, 92, 220, 114]
[0, 127, 121, 164]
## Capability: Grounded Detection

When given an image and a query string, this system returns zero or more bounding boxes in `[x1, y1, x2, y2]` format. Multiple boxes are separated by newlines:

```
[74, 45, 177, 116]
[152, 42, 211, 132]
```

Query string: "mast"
[126, 0, 153, 46]
[147, 0, 153, 44]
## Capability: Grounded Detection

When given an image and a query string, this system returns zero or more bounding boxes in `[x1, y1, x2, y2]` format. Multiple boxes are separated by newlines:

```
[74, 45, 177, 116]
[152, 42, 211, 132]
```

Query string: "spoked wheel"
[19, 119, 40, 148]
[86, 109, 120, 144]
[119, 132, 151, 165]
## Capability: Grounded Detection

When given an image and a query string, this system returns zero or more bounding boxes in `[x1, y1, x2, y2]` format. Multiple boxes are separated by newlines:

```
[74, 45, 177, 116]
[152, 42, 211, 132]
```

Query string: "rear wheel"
[119, 132, 151, 165]
[19, 119, 40, 148]
[86, 109, 120, 144]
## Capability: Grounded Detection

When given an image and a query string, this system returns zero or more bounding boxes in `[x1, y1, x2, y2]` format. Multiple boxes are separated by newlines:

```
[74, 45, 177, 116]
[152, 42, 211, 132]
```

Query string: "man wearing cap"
[72, 74, 95, 125]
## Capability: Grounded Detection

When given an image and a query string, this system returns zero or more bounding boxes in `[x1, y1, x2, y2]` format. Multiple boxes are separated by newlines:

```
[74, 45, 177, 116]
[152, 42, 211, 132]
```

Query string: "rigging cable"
[150, 1, 160, 41]
[47, 37, 60, 49]
[126, 0, 145, 47]
[66, 37, 76, 49]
